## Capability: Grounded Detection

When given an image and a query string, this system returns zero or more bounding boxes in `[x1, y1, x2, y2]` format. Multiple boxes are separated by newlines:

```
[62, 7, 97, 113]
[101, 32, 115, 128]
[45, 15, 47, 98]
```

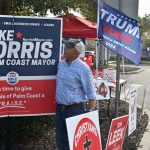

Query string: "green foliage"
[144, 39, 150, 47]
[0, 0, 97, 22]
[139, 14, 150, 48]
[86, 40, 96, 51]
[139, 14, 150, 37]
[0, 0, 98, 146]
[0, 116, 55, 142]
[72, 0, 97, 22]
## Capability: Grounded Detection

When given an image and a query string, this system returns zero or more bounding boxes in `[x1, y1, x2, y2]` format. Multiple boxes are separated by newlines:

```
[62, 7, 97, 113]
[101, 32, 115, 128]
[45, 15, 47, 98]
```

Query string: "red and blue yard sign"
[0, 16, 62, 117]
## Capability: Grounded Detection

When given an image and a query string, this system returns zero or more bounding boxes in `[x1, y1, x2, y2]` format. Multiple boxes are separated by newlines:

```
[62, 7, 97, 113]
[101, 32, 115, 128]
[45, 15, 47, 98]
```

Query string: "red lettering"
[103, 24, 132, 44]
[125, 37, 132, 43]
[113, 31, 121, 38]
[108, 127, 125, 146]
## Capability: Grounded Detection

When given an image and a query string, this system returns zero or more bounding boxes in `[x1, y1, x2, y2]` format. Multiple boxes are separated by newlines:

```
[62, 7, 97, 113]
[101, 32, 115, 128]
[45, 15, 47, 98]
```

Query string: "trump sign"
[98, 1, 141, 65]
[0, 16, 62, 117]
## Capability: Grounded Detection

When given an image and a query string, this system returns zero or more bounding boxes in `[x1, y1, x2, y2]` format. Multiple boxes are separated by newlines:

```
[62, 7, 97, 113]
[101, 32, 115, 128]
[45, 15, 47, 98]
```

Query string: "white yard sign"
[94, 78, 110, 100]
[128, 86, 137, 136]
[66, 110, 102, 150]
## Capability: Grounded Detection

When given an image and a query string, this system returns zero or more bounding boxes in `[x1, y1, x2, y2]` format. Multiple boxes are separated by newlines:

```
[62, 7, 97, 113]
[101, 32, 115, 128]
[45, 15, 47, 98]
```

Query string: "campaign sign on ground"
[66, 110, 102, 150]
[94, 78, 110, 100]
[103, 68, 116, 82]
[142, 85, 149, 116]
[0, 16, 62, 117]
[105, 115, 128, 150]
[128, 86, 137, 136]
[98, 1, 141, 65]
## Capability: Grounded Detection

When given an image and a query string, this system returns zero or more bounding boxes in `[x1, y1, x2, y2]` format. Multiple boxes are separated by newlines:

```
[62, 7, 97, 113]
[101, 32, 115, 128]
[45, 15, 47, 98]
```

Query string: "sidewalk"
[140, 61, 150, 64]
[138, 110, 150, 150]
[109, 60, 150, 65]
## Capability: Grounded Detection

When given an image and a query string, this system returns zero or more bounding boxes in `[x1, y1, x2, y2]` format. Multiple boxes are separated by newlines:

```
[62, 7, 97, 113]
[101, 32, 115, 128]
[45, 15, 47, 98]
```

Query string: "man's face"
[64, 47, 77, 59]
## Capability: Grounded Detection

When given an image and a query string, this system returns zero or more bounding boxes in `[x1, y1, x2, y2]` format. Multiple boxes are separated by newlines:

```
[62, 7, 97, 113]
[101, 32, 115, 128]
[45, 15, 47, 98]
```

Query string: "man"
[56, 39, 96, 150]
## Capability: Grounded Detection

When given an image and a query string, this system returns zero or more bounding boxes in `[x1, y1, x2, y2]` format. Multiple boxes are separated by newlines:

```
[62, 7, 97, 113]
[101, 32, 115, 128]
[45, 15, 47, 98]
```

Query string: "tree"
[0, 0, 97, 22]
[139, 14, 150, 48]
[0, 0, 10, 15]
[139, 14, 150, 36]
[73, 0, 97, 22]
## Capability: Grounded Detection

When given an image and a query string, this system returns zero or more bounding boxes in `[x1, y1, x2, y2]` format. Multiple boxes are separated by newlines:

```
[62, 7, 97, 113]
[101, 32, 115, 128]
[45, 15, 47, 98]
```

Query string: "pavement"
[138, 110, 150, 150]
[109, 60, 150, 65]
[109, 60, 150, 150]
[125, 62, 150, 150]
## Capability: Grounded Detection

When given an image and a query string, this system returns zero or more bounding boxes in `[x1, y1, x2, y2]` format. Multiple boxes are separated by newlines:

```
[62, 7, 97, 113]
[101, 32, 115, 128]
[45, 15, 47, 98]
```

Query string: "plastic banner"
[0, 16, 62, 117]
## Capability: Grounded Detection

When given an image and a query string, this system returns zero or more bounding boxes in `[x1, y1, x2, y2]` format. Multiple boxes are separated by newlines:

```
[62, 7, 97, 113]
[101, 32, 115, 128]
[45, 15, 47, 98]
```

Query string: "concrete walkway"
[108, 61, 150, 149]
[138, 110, 150, 150]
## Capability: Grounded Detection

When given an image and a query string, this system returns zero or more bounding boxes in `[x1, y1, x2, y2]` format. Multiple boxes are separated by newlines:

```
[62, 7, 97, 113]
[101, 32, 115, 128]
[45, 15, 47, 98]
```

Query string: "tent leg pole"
[96, 39, 99, 111]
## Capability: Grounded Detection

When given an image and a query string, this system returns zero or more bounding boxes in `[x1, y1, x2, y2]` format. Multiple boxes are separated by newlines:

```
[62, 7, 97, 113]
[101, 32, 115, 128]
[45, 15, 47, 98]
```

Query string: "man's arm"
[81, 67, 96, 110]
[86, 99, 96, 110]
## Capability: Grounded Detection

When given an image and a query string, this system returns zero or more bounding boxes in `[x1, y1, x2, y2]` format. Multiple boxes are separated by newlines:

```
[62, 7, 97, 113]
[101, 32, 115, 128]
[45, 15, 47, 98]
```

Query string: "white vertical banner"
[141, 85, 150, 115]
[128, 86, 137, 136]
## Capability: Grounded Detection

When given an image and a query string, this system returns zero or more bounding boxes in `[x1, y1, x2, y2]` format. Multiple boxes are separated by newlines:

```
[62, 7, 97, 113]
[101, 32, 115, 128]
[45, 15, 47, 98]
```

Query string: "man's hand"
[86, 99, 96, 110]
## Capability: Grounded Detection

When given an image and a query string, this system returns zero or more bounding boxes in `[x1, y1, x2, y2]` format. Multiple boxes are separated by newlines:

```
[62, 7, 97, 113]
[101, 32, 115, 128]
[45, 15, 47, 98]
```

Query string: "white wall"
[103, 0, 139, 20]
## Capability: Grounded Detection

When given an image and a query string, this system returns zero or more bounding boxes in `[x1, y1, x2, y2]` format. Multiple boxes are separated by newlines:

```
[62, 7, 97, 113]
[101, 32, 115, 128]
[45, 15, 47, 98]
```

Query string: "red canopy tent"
[58, 14, 97, 39]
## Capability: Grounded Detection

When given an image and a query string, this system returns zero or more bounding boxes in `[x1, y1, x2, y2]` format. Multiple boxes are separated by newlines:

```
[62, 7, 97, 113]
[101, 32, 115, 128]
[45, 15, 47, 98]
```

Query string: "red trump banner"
[105, 115, 129, 150]
[0, 16, 62, 117]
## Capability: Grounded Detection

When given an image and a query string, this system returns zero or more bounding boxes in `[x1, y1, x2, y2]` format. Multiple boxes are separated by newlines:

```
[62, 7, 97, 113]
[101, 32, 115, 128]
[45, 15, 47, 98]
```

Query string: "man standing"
[56, 39, 96, 150]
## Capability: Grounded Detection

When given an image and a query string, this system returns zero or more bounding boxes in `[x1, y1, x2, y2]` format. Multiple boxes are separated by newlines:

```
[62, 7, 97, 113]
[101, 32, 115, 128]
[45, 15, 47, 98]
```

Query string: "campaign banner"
[128, 86, 137, 136]
[94, 78, 110, 100]
[98, 1, 141, 65]
[66, 110, 102, 150]
[105, 115, 128, 150]
[0, 16, 62, 117]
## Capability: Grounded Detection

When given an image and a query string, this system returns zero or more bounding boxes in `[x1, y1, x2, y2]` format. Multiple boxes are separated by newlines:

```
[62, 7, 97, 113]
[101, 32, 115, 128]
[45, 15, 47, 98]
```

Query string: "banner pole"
[106, 48, 109, 68]
[122, 57, 127, 101]
[96, 0, 100, 111]
[115, 1, 122, 118]
[96, 39, 99, 111]
[115, 54, 120, 117]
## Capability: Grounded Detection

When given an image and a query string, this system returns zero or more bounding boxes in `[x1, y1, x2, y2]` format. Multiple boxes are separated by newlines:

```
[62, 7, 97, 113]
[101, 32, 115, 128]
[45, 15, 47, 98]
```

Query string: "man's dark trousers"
[56, 104, 85, 150]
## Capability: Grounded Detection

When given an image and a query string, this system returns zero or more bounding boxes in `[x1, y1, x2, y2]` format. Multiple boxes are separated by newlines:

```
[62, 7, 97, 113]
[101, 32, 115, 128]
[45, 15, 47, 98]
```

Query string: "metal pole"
[122, 57, 127, 101]
[104, 47, 107, 67]
[104, 47, 109, 68]
[122, 57, 125, 77]
[96, 39, 99, 110]
[115, 1, 122, 118]
[107, 48, 109, 68]
[115, 55, 120, 117]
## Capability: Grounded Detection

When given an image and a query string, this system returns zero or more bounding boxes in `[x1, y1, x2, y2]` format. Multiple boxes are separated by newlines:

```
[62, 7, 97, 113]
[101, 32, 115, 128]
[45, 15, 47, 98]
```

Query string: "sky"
[138, 0, 150, 17]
